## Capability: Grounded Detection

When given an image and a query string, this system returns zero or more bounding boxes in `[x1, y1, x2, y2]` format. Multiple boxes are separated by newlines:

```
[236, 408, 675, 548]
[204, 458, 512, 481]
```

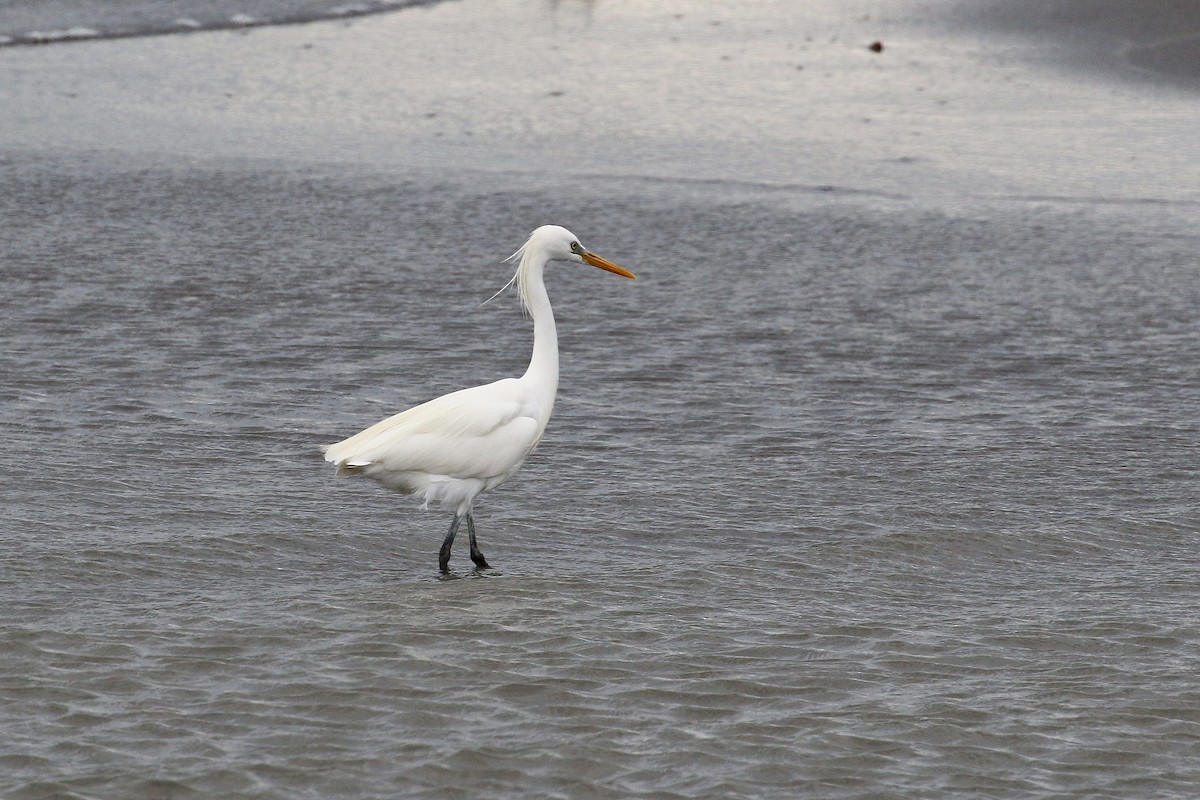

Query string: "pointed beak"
[582, 251, 637, 279]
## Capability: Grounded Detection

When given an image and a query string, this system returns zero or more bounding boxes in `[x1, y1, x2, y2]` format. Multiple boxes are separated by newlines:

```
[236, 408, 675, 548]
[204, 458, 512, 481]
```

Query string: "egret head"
[518, 225, 636, 279]
[489, 225, 635, 313]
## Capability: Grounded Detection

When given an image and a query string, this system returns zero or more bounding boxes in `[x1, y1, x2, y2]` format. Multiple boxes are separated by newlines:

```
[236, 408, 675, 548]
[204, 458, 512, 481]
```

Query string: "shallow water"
[0, 0, 440, 45]
[2, 151, 1199, 798]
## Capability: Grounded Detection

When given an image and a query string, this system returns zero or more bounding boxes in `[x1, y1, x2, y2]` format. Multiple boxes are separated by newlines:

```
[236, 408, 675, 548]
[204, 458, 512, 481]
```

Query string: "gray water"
[2, 151, 1198, 798]
[0, 0, 441, 45]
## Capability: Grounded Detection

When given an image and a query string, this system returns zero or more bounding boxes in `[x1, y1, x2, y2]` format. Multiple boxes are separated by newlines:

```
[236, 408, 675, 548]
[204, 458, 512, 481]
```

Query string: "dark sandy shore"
[945, 0, 1200, 85]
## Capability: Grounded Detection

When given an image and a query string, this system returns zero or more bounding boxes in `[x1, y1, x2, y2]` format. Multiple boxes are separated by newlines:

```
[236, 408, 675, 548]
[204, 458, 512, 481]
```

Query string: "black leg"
[467, 513, 491, 570]
[439, 515, 461, 574]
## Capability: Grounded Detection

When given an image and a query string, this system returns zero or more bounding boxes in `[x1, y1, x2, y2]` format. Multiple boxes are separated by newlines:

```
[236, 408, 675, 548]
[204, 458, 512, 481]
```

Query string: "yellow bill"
[582, 251, 637, 280]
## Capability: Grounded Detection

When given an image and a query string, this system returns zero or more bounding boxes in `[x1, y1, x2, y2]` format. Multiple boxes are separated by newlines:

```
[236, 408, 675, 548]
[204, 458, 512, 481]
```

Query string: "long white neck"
[516, 249, 559, 423]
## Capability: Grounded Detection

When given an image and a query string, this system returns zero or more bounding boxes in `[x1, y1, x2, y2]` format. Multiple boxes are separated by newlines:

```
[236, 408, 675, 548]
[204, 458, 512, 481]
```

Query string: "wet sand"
[1, 0, 1197, 204]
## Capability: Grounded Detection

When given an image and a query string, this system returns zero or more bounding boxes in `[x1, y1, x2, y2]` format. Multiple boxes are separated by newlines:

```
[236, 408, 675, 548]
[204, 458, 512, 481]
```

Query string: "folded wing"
[323, 378, 545, 491]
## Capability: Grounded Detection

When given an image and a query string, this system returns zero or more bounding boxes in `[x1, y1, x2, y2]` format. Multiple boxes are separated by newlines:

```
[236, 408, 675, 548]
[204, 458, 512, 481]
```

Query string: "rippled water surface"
[2, 151, 1199, 799]
[0, 0, 441, 44]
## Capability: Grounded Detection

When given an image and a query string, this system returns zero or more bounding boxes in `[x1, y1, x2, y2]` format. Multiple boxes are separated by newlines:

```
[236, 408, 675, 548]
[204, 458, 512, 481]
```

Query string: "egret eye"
[570, 241, 581, 253]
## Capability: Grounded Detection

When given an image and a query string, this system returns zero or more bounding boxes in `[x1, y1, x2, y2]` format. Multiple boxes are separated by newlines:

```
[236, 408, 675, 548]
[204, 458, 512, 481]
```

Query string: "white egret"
[323, 225, 636, 574]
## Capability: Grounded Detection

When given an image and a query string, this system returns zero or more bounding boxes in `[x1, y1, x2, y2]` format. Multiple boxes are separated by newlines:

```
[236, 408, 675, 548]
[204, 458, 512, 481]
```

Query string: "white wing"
[323, 378, 546, 489]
